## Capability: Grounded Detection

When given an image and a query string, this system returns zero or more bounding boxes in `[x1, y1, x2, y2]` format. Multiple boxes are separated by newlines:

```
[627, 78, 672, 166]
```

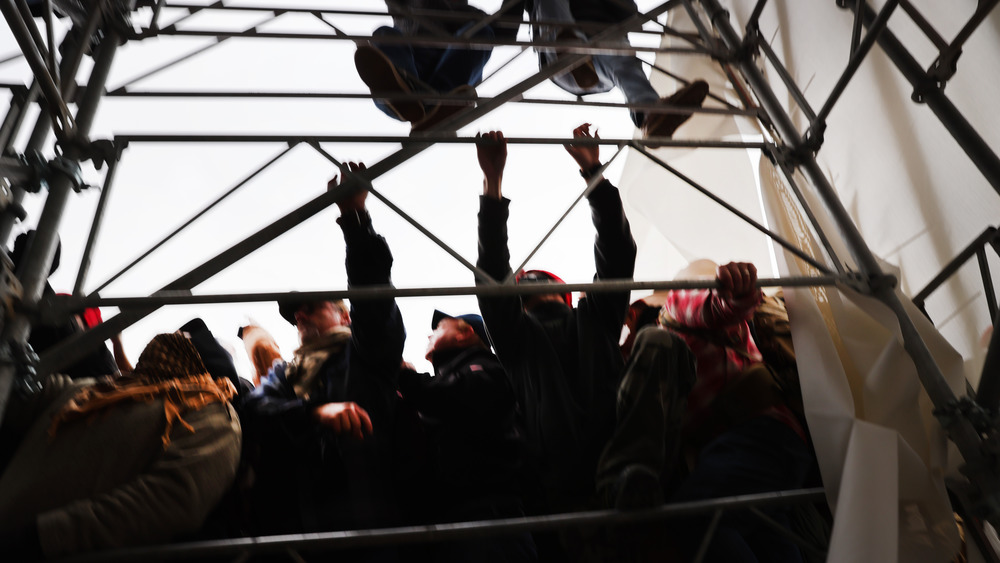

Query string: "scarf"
[48, 333, 237, 448]
[286, 327, 352, 400]
[48, 374, 236, 448]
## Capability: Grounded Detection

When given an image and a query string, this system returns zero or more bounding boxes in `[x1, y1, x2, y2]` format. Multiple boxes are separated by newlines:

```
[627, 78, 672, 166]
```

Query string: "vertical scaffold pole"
[0, 7, 104, 246]
[0, 28, 120, 426]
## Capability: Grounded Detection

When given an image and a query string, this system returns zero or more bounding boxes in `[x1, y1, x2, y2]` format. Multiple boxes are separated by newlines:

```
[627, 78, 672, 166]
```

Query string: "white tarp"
[618, 1, 1000, 560]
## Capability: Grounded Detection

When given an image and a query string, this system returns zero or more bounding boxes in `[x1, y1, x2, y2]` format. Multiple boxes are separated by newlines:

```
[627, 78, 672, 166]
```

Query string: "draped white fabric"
[619, 1, 1000, 560]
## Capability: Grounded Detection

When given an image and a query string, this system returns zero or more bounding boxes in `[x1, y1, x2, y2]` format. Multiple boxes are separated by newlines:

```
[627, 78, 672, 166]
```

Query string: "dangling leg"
[355, 26, 427, 123]
[530, 0, 600, 91]
[595, 327, 697, 509]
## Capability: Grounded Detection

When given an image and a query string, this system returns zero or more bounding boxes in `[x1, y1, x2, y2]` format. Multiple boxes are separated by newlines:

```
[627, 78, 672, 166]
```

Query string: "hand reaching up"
[331, 161, 368, 214]
[476, 131, 507, 199]
[565, 123, 601, 172]
[716, 261, 758, 301]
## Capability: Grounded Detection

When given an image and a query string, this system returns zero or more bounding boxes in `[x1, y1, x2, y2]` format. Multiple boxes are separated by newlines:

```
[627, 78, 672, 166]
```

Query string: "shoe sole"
[643, 79, 710, 147]
[355, 46, 425, 123]
[571, 58, 600, 89]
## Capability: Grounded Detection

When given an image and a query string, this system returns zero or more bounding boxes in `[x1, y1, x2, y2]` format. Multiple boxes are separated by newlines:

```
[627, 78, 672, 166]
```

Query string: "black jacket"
[241, 211, 406, 535]
[476, 179, 636, 513]
[398, 346, 525, 521]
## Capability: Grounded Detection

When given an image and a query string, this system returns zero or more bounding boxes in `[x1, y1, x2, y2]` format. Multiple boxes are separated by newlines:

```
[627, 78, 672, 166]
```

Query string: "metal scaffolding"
[1, 0, 999, 560]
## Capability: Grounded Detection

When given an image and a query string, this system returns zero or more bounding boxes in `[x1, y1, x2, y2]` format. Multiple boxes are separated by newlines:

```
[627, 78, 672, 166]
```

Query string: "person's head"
[425, 310, 489, 361]
[278, 295, 350, 345]
[674, 259, 719, 281]
[515, 269, 573, 311]
[130, 332, 210, 383]
[625, 295, 666, 334]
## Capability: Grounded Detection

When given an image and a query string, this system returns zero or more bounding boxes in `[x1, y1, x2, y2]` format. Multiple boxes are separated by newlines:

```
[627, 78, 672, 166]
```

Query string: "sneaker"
[610, 464, 663, 511]
[641, 79, 710, 147]
[570, 58, 600, 90]
[355, 45, 425, 123]
[410, 85, 477, 133]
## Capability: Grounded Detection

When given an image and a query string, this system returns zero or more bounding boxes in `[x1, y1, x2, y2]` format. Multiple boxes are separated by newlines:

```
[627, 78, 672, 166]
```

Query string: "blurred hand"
[313, 401, 373, 440]
[565, 123, 601, 172]
[331, 161, 368, 214]
[716, 261, 758, 300]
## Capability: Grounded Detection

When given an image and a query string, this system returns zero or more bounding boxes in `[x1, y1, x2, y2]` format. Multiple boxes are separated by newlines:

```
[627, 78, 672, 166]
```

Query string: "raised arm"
[566, 123, 637, 331]
[333, 163, 406, 380]
[477, 130, 506, 201]
[474, 131, 526, 357]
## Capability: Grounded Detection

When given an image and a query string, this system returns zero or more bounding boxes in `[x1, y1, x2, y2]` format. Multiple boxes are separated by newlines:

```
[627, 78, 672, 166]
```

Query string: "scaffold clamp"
[47, 155, 89, 193]
[0, 340, 40, 396]
[934, 396, 997, 436]
[86, 139, 125, 171]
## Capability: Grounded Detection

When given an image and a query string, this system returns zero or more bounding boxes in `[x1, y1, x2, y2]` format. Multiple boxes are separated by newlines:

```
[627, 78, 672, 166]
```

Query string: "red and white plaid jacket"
[660, 287, 805, 444]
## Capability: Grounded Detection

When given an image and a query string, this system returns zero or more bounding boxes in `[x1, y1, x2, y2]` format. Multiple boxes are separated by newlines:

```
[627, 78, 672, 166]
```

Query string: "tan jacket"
[0, 374, 241, 557]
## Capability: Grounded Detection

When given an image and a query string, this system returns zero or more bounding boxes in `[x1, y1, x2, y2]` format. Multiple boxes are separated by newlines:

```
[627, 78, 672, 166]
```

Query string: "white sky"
[0, 0, 671, 377]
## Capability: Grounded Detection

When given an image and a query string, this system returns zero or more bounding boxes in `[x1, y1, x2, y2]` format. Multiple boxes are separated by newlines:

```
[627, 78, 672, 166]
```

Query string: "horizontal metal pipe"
[103, 89, 759, 117]
[111, 134, 769, 150]
[145, 1, 667, 37]
[151, 28, 715, 57]
[47, 275, 842, 314]
[53, 488, 826, 563]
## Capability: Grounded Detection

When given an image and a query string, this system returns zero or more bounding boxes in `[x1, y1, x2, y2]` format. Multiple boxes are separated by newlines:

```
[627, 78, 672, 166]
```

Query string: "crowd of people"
[0, 2, 823, 562]
[0, 128, 820, 562]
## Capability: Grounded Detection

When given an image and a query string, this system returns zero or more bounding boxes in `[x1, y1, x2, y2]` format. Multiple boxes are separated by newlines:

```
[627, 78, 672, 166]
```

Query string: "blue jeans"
[371, 23, 495, 121]
[670, 416, 814, 563]
[530, 0, 659, 126]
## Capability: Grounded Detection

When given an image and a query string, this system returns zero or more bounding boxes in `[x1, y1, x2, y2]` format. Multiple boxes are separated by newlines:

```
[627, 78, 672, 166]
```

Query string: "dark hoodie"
[398, 346, 526, 521]
[475, 178, 637, 514]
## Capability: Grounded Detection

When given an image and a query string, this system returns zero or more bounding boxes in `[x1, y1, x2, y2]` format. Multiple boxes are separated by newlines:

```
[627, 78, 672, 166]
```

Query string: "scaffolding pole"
[843, 0, 1000, 197]
[1, 0, 996, 559]
[45, 275, 841, 316]
[0, 25, 120, 426]
[50, 488, 826, 563]
[31, 0, 726, 376]
[0, 5, 103, 245]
